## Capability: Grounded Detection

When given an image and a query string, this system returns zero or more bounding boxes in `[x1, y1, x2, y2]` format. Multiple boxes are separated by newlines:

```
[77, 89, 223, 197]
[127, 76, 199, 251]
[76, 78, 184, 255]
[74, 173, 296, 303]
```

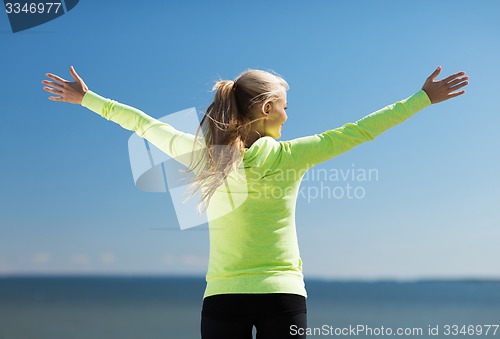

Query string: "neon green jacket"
[81, 89, 431, 298]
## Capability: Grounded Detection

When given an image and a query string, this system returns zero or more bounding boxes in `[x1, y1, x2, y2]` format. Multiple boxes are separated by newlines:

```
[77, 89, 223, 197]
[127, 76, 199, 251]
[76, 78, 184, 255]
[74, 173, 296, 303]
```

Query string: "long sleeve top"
[81, 89, 432, 298]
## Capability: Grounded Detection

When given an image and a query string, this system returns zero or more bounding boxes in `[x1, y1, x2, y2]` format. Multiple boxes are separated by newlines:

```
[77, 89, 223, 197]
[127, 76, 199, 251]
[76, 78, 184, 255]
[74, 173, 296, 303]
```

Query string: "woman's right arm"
[283, 90, 432, 171]
[282, 66, 468, 171]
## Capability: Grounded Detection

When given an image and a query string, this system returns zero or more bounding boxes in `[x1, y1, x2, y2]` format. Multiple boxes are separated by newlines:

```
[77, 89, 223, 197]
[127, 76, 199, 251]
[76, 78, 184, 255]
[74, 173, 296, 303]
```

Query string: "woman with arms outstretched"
[42, 65, 468, 339]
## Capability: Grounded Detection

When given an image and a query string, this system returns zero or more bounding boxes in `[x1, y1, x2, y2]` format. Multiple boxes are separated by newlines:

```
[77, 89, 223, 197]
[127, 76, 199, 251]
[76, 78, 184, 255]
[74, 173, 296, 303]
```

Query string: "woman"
[42, 66, 468, 338]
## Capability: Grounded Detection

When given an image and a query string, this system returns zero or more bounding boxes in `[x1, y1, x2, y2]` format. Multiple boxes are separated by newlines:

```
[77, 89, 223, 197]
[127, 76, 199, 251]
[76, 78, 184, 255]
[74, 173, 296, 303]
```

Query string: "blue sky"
[0, 0, 499, 280]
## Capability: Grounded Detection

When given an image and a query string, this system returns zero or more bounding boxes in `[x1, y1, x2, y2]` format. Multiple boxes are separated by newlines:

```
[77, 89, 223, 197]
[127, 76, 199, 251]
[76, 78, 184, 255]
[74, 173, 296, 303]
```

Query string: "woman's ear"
[262, 102, 272, 115]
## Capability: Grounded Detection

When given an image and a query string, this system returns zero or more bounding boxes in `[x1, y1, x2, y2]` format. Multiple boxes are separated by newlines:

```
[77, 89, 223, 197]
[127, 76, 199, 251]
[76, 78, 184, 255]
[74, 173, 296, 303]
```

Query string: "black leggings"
[201, 293, 307, 339]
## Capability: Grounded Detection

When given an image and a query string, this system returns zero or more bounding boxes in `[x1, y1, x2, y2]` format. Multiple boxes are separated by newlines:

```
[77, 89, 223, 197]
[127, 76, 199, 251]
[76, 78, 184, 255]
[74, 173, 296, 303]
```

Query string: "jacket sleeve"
[281, 90, 432, 171]
[81, 90, 207, 171]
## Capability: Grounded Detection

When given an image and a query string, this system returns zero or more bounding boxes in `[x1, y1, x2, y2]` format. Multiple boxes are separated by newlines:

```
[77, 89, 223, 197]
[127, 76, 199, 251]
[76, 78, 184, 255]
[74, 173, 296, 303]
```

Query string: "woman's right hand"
[421, 66, 469, 104]
[42, 66, 88, 105]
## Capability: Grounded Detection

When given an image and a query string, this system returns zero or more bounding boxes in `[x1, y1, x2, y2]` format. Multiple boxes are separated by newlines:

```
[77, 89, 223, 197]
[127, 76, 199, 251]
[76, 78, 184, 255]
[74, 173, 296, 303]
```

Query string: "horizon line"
[1, 272, 499, 283]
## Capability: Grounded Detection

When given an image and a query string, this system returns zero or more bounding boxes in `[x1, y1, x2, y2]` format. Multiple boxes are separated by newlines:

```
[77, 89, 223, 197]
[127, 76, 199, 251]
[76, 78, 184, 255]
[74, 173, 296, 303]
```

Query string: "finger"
[447, 90, 466, 99]
[449, 80, 469, 92]
[48, 96, 63, 101]
[69, 66, 82, 82]
[42, 80, 64, 89]
[428, 66, 441, 81]
[442, 71, 466, 83]
[43, 86, 63, 94]
[447, 76, 469, 88]
[45, 73, 68, 85]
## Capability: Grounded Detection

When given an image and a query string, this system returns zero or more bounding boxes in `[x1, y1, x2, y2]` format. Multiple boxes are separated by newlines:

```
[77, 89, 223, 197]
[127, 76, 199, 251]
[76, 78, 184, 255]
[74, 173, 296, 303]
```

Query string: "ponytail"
[181, 69, 289, 214]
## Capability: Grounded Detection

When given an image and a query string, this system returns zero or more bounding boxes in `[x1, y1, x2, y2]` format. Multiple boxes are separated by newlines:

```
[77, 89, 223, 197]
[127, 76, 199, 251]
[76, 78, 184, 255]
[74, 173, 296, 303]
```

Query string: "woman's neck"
[243, 130, 262, 149]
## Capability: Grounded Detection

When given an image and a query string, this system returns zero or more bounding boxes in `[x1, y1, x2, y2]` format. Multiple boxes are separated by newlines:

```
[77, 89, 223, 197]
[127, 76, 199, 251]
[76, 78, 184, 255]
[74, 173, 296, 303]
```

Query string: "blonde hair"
[182, 69, 289, 213]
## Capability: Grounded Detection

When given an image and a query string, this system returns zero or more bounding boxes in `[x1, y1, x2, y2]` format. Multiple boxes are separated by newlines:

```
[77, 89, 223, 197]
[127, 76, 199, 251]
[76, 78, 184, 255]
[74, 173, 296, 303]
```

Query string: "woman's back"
[205, 136, 307, 298]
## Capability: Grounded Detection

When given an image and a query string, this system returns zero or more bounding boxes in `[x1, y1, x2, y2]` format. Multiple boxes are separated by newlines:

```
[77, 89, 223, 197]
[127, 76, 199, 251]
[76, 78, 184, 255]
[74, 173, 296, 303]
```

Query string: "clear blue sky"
[1, 0, 499, 280]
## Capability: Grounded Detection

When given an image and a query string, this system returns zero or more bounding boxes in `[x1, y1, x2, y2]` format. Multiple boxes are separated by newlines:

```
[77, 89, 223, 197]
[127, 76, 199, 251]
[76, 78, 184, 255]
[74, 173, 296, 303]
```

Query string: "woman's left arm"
[43, 66, 88, 104]
[42, 67, 206, 170]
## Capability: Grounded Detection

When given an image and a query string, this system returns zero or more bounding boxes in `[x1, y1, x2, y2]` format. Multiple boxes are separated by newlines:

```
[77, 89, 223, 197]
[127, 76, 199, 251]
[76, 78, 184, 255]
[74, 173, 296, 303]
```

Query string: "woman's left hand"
[42, 66, 88, 104]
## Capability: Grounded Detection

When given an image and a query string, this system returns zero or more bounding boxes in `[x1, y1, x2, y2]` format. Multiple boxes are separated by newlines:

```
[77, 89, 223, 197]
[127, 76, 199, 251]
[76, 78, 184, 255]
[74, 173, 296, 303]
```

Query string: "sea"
[0, 276, 499, 338]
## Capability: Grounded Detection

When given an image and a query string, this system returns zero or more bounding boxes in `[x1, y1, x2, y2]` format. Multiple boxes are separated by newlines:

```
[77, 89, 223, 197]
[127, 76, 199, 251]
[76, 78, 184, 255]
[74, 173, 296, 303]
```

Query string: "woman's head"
[206, 69, 289, 146]
[232, 69, 289, 141]
[185, 69, 289, 213]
